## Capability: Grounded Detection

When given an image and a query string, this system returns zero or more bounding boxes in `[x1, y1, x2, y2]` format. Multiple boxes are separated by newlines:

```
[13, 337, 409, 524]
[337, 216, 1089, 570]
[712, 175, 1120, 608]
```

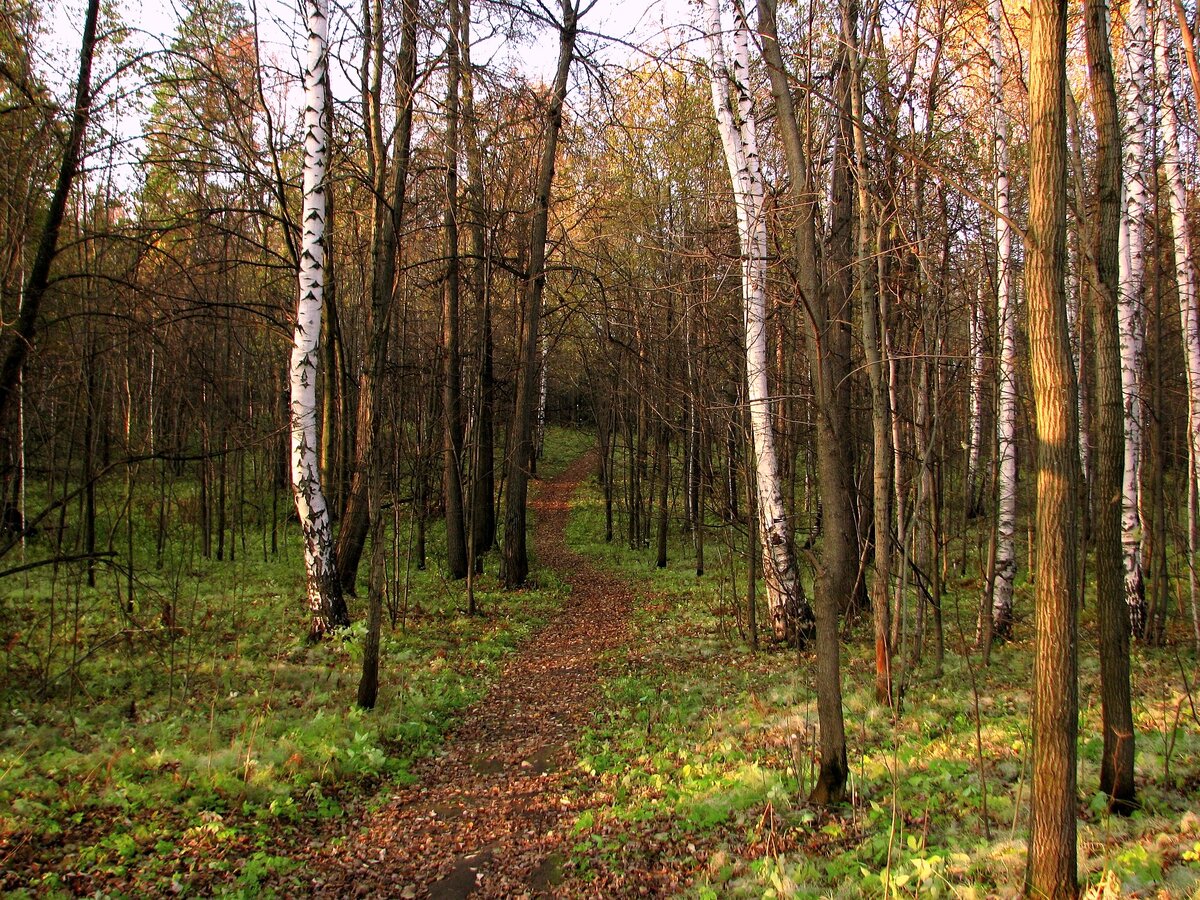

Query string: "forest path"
[308, 451, 633, 898]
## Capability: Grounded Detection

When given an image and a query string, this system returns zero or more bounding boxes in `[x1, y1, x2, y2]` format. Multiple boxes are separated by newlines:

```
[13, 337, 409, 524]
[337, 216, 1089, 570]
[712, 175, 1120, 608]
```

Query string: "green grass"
[0, 427, 587, 896]
[562, 466, 1200, 898]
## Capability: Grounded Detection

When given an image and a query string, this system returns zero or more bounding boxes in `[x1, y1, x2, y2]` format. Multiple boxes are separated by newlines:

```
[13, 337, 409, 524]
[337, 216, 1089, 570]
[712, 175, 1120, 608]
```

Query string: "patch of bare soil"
[303, 452, 634, 898]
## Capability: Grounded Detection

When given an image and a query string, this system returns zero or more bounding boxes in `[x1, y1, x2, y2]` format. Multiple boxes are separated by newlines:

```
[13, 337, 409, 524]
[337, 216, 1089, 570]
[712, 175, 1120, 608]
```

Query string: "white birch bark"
[990, 0, 1019, 638]
[1119, 0, 1151, 633]
[1156, 12, 1200, 649]
[703, 0, 805, 640]
[291, 0, 344, 634]
[967, 277, 986, 512]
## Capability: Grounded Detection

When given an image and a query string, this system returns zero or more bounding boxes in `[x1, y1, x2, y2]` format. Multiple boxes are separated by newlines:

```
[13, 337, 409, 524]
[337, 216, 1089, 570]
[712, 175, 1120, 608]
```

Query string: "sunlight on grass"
[562, 460, 1200, 898]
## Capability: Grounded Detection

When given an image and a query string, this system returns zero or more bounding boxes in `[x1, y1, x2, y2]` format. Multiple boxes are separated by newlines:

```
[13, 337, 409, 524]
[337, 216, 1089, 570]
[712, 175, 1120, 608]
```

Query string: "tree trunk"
[442, 1, 467, 579]
[335, 0, 417, 594]
[501, 0, 579, 587]
[356, 488, 386, 710]
[0, 0, 101, 450]
[756, 0, 848, 802]
[1119, 0, 1153, 635]
[1156, 10, 1200, 651]
[990, 0, 1019, 642]
[844, 0, 893, 705]
[291, 0, 348, 635]
[705, 0, 810, 643]
[1025, 0, 1080, 892]
[462, 0, 495, 561]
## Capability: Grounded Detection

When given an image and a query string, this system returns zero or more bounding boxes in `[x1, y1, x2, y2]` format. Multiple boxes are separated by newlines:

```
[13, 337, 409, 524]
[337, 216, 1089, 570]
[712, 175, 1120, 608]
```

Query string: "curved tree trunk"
[0, 0, 101, 451]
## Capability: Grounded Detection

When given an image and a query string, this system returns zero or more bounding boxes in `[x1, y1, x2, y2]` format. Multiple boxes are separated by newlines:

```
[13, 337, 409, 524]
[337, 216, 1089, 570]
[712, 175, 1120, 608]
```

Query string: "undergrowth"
[563, 461, 1200, 898]
[0, 428, 586, 896]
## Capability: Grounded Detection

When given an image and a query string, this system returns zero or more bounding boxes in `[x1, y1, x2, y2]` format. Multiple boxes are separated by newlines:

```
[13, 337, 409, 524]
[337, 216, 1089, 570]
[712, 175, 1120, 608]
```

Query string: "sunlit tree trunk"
[291, 0, 348, 635]
[1156, 12, 1200, 651]
[704, 0, 807, 643]
[1119, 0, 1152, 635]
[1026, 0, 1080, 891]
[1085, 0, 1137, 813]
[989, 0, 1019, 641]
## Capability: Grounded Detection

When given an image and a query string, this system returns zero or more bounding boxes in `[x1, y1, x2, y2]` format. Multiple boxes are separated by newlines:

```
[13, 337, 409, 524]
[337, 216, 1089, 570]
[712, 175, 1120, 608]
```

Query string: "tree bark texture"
[1119, 0, 1152, 635]
[705, 0, 809, 643]
[1085, 0, 1136, 813]
[990, 0, 1019, 641]
[1026, 0, 1080, 892]
[292, 0, 349, 635]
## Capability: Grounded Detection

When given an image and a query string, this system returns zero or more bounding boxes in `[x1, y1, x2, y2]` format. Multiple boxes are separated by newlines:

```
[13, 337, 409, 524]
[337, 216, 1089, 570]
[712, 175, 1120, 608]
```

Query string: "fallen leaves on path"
[303, 452, 634, 898]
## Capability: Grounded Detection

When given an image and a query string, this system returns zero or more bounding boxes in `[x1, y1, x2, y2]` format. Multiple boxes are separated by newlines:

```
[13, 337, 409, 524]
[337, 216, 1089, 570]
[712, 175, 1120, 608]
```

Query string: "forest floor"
[293, 450, 640, 897]
[3, 431, 1199, 897]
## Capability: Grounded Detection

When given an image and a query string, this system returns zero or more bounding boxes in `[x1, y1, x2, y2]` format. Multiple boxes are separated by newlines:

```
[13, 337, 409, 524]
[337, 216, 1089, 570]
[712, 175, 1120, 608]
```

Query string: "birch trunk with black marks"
[989, 0, 1019, 641]
[704, 0, 807, 643]
[292, 0, 348, 635]
[1119, 0, 1152, 635]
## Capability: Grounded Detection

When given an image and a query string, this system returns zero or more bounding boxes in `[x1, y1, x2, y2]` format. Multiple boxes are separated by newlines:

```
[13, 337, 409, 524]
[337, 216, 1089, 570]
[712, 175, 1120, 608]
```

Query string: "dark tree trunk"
[0, 0, 101, 448]
[336, 0, 417, 594]
[502, 0, 578, 587]
[442, 0, 467, 579]
[1083, 0, 1136, 815]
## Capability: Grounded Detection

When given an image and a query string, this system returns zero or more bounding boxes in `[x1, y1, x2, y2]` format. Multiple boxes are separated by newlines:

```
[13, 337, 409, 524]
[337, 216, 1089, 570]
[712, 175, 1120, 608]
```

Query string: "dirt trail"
[308, 452, 633, 898]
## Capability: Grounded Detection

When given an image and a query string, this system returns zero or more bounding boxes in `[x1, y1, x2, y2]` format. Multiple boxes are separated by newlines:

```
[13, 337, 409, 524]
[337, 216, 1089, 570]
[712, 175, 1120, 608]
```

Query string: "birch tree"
[291, 0, 347, 635]
[1119, 0, 1152, 634]
[1155, 11, 1200, 651]
[988, 0, 1019, 641]
[702, 0, 807, 643]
